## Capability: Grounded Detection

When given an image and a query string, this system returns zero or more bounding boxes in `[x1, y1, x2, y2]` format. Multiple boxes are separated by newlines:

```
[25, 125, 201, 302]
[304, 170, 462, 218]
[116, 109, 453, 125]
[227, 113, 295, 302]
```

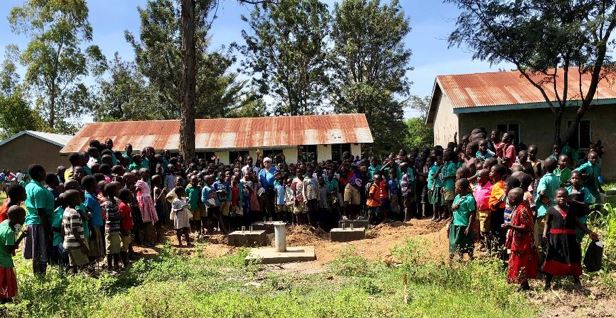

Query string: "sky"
[0, 0, 510, 118]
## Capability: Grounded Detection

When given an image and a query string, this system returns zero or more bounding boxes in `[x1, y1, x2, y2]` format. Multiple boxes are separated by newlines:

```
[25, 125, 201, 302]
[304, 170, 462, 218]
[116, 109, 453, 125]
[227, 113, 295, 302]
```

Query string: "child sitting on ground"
[170, 187, 192, 247]
[0, 206, 27, 303]
[448, 178, 476, 261]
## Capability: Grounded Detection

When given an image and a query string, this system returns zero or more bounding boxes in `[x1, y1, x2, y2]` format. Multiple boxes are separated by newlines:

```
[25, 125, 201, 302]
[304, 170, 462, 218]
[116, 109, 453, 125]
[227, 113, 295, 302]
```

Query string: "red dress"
[506, 202, 538, 283]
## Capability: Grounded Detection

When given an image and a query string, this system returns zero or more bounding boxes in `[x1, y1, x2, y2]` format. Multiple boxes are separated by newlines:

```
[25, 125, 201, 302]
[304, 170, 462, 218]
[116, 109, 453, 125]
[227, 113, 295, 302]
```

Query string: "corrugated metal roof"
[61, 114, 374, 153]
[437, 69, 616, 108]
[0, 130, 73, 148]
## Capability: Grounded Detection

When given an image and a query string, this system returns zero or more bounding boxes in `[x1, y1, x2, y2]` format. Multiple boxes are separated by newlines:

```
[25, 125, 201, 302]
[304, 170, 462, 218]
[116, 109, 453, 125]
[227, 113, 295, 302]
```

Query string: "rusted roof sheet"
[437, 69, 616, 108]
[61, 114, 373, 153]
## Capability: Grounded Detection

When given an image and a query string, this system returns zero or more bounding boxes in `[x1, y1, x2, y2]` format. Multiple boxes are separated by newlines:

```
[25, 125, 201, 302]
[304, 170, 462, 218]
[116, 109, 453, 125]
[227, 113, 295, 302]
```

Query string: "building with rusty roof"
[426, 69, 616, 179]
[61, 114, 374, 164]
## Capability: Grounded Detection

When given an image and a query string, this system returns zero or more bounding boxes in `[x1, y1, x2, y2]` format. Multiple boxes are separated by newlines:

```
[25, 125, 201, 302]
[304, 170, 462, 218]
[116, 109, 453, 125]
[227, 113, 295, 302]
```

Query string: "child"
[366, 174, 383, 224]
[284, 178, 296, 225]
[49, 193, 68, 268]
[534, 158, 561, 248]
[152, 175, 167, 242]
[274, 173, 287, 222]
[0, 185, 26, 224]
[440, 150, 457, 220]
[543, 189, 599, 290]
[555, 155, 572, 186]
[473, 169, 492, 251]
[135, 169, 158, 246]
[476, 139, 495, 161]
[102, 182, 122, 273]
[186, 176, 202, 235]
[292, 170, 306, 225]
[488, 164, 507, 249]
[448, 178, 476, 261]
[574, 151, 602, 203]
[567, 171, 595, 242]
[0, 206, 27, 303]
[527, 145, 543, 180]
[62, 189, 90, 273]
[503, 188, 538, 290]
[117, 189, 134, 268]
[428, 156, 443, 221]
[82, 175, 104, 262]
[170, 186, 192, 247]
[388, 168, 401, 220]
[229, 176, 242, 231]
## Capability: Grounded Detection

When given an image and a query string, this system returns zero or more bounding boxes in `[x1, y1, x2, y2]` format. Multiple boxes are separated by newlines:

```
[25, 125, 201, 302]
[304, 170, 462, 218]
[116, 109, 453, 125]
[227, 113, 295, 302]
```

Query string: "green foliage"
[238, 0, 331, 116]
[330, 0, 412, 154]
[328, 247, 374, 277]
[0, 92, 44, 139]
[405, 118, 433, 150]
[123, 0, 250, 121]
[8, 0, 106, 132]
[589, 203, 616, 270]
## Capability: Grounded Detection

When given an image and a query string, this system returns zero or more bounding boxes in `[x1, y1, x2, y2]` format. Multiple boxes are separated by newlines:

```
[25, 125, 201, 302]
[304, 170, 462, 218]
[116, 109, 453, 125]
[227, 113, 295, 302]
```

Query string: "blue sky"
[0, 0, 509, 118]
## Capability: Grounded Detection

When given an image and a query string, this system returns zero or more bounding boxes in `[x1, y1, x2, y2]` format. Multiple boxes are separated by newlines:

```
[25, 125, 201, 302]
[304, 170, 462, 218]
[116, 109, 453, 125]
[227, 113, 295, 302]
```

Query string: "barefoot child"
[473, 169, 492, 251]
[428, 156, 443, 221]
[448, 178, 476, 261]
[170, 187, 192, 247]
[0, 206, 27, 303]
[488, 164, 507, 250]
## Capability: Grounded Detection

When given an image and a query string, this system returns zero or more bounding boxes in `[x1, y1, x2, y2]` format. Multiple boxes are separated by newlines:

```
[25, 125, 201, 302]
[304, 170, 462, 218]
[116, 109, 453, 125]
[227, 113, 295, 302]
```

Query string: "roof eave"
[453, 97, 616, 114]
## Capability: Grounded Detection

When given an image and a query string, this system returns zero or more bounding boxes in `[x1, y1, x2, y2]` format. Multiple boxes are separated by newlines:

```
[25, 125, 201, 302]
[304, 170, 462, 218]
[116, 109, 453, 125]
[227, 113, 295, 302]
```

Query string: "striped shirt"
[62, 207, 84, 249]
[102, 200, 121, 234]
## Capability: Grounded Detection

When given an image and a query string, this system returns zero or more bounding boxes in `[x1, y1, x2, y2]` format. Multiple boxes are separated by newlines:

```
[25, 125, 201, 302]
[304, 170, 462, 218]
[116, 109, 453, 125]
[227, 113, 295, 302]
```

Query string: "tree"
[408, 95, 431, 120]
[93, 53, 163, 121]
[238, 0, 331, 115]
[179, 0, 199, 161]
[0, 46, 20, 97]
[405, 118, 433, 150]
[8, 0, 106, 132]
[329, 0, 412, 154]
[448, 0, 616, 145]
[0, 92, 44, 139]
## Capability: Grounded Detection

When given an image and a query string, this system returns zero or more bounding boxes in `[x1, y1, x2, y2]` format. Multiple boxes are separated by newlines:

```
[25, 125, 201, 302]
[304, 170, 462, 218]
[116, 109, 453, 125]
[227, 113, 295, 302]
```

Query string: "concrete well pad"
[245, 246, 316, 264]
[338, 219, 369, 229]
[228, 230, 268, 247]
[330, 228, 366, 242]
[250, 221, 285, 233]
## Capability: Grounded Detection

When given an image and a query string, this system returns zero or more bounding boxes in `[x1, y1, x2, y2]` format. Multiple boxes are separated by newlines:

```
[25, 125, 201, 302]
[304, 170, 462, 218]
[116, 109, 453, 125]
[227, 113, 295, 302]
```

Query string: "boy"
[448, 178, 476, 261]
[82, 175, 104, 262]
[574, 151, 602, 203]
[102, 182, 122, 272]
[24, 164, 54, 275]
[534, 158, 561, 248]
[0, 206, 27, 303]
[440, 151, 457, 220]
[62, 189, 90, 273]
[555, 154, 572, 186]
[475, 139, 495, 161]
[186, 176, 202, 236]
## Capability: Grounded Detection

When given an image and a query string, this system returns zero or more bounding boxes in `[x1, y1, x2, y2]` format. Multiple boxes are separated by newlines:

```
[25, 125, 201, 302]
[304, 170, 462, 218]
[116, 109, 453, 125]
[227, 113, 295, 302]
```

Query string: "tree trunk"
[563, 101, 590, 146]
[49, 82, 56, 129]
[553, 109, 563, 146]
[179, 0, 196, 161]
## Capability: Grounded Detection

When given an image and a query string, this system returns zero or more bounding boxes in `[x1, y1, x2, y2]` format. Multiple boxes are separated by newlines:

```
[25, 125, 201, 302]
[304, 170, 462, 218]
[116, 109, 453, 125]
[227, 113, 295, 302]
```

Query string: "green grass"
[3, 240, 536, 318]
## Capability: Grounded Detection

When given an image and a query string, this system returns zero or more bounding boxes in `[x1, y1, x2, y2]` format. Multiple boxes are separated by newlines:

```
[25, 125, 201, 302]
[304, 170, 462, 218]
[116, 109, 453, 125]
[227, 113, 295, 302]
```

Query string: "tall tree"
[93, 53, 163, 121]
[8, 0, 106, 132]
[238, 0, 331, 115]
[0, 93, 44, 139]
[330, 0, 412, 154]
[179, 0, 199, 160]
[448, 0, 616, 145]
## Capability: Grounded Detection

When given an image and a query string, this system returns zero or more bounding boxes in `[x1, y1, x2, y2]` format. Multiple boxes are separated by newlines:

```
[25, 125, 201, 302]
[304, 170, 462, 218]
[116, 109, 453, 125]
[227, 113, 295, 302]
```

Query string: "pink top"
[473, 181, 493, 211]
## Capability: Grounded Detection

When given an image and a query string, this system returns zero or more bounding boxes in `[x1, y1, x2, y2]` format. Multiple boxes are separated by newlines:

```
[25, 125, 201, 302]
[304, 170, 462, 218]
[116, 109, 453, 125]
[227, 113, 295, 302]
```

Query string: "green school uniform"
[52, 207, 65, 247]
[534, 172, 561, 218]
[24, 180, 55, 226]
[367, 164, 382, 180]
[0, 220, 16, 268]
[452, 193, 476, 227]
[186, 184, 201, 212]
[441, 161, 457, 192]
[575, 161, 601, 201]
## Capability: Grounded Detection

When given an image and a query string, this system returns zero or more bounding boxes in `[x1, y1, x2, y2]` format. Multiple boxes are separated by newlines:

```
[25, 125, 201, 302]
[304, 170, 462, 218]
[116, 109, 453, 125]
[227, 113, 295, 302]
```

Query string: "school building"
[426, 69, 616, 179]
[60, 114, 374, 163]
[0, 130, 73, 172]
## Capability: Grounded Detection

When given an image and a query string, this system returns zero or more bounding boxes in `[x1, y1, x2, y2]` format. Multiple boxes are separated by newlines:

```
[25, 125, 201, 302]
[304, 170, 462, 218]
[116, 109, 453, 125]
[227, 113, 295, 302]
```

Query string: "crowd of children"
[0, 129, 608, 302]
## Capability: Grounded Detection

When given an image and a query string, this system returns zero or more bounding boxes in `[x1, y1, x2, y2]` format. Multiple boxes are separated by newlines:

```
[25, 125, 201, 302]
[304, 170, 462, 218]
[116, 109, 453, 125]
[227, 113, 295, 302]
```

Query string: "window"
[331, 144, 351, 162]
[262, 149, 284, 163]
[496, 123, 520, 144]
[568, 120, 592, 149]
[203, 152, 216, 162]
[298, 145, 317, 163]
[229, 151, 249, 164]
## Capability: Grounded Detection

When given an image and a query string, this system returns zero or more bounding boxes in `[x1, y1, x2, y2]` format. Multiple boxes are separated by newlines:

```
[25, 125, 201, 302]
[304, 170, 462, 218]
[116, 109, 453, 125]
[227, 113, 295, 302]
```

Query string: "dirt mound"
[286, 225, 328, 246]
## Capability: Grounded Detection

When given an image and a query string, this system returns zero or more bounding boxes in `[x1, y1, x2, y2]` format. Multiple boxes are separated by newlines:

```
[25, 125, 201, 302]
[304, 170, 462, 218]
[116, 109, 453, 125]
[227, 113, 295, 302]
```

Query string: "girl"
[440, 150, 457, 220]
[152, 175, 167, 242]
[117, 189, 134, 268]
[135, 169, 158, 246]
[170, 186, 192, 247]
[0, 206, 27, 303]
[542, 189, 599, 290]
[503, 188, 538, 290]
[448, 178, 476, 261]
[428, 156, 443, 221]
[473, 169, 492, 251]
[567, 171, 595, 243]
